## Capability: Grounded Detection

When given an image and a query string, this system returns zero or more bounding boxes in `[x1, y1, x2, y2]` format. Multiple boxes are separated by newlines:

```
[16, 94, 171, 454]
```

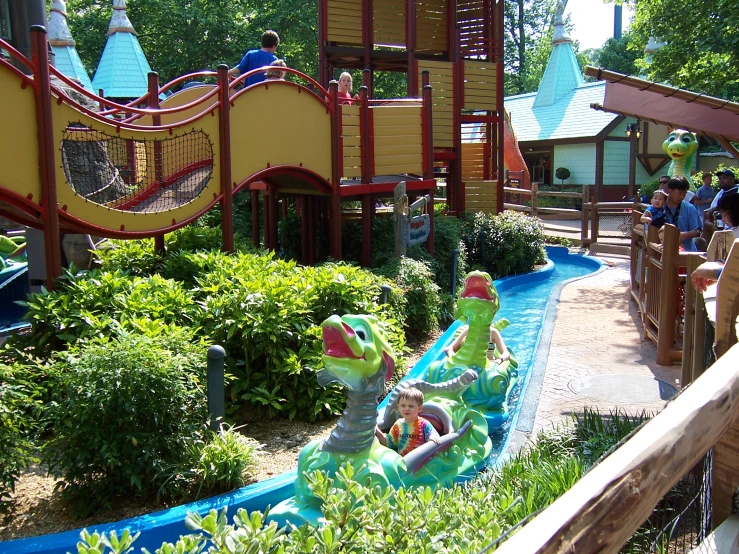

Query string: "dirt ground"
[0, 330, 442, 542]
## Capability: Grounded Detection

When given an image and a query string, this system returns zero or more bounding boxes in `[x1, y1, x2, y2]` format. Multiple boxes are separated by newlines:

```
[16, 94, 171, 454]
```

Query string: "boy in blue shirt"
[663, 177, 702, 251]
[693, 172, 716, 219]
[229, 30, 280, 87]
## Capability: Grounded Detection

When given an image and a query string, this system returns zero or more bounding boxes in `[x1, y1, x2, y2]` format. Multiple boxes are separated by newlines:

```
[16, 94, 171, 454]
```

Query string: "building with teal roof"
[504, 8, 670, 201]
[47, 0, 94, 92]
[91, 0, 152, 100]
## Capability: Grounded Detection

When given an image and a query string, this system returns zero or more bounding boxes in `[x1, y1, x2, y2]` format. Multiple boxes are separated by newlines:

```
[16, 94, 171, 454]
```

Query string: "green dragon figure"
[662, 129, 699, 188]
[268, 313, 491, 527]
[427, 271, 518, 431]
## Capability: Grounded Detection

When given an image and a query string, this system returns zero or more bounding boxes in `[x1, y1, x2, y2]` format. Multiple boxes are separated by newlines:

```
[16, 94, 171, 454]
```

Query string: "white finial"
[108, 0, 137, 36]
[48, 0, 75, 46]
[552, 0, 571, 45]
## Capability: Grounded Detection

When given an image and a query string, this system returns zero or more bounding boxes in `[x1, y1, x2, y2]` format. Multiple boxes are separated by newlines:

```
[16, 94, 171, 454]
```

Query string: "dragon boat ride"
[270, 271, 519, 526]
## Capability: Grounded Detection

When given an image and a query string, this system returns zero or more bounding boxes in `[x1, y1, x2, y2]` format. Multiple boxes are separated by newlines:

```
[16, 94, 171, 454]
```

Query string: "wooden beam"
[496, 342, 739, 554]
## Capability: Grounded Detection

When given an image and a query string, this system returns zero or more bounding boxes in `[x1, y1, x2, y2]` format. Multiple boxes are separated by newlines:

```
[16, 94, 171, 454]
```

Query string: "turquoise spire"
[48, 0, 94, 92]
[532, 0, 584, 108]
[91, 0, 153, 99]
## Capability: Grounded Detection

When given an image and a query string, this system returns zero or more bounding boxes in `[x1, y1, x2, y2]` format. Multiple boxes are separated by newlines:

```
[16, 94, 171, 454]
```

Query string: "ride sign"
[407, 213, 430, 246]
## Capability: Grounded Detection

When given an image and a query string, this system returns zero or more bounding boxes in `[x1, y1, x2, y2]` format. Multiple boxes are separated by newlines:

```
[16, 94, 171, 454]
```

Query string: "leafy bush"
[157, 424, 261, 499]
[94, 238, 162, 276]
[12, 269, 196, 356]
[555, 167, 571, 182]
[0, 362, 41, 513]
[461, 210, 546, 278]
[166, 225, 225, 253]
[376, 257, 441, 338]
[193, 252, 406, 421]
[42, 330, 208, 516]
[425, 215, 468, 296]
[638, 178, 661, 202]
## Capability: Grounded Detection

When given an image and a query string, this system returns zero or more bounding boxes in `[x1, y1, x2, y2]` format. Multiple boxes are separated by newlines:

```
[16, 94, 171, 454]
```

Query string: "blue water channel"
[4, 247, 602, 554]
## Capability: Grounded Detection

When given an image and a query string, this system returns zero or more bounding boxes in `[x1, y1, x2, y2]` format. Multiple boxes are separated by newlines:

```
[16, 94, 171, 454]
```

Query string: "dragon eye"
[668, 135, 676, 141]
[356, 328, 367, 340]
[682, 135, 692, 142]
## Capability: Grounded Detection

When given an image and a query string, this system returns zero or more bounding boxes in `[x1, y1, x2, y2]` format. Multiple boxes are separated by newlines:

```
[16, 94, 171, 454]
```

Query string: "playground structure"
[0, 27, 446, 287]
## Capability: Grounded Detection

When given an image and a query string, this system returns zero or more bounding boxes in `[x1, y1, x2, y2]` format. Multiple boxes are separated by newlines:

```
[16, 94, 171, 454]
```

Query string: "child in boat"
[444, 324, 510, 364]
[375, 388, 440, 455]
[640, 189, 668, 227]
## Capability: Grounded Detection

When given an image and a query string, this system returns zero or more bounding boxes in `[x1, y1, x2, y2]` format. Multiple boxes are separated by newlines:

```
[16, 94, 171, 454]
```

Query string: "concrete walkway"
[515, 253, 681, 441]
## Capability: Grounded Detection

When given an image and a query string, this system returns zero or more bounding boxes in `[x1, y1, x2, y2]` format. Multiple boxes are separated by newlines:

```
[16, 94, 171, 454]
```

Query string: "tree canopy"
[610, 0, 739, 100]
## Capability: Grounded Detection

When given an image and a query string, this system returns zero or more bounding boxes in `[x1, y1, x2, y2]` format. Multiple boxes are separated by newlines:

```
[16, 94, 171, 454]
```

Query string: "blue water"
[4, 247, 602, 554]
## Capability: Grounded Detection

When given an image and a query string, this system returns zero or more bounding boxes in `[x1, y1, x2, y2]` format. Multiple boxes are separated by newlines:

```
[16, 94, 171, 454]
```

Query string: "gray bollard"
[451, 248, 459, 298]
[380, 284, 392, 305]
[207, 345, 226, 431]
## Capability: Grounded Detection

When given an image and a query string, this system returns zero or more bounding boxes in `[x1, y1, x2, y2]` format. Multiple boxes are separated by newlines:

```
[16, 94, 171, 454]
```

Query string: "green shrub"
[638, 178, 661, 202]
[461, 211, 546, 278]
[166, 225, 225, 252]
[425, 215, 468, 296]
[278, 211, 302, 261]
[376, 257, 441, 338]
[193, 252, 406, 421]
[42, 330, 208, 516]
[157, 424, 261, 499]
[0, 362, 42, 513]
[94, 238, 162, 276]
[12, 269, 196, 356]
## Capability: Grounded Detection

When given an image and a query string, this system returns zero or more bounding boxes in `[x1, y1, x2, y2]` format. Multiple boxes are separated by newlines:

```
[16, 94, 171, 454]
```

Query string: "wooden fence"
[495, 238, 739, 553]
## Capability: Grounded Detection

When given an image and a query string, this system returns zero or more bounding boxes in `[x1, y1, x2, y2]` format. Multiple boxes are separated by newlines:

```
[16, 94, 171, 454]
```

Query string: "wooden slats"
[373, 0, 405, 47]
[465, 180, 498, 213]
[464, 61, 497, 110]
[327, 0, 363, 45]
[417, 60, 455, 148]
[416, 0, 447, 52]
[341, 104, 362, 179]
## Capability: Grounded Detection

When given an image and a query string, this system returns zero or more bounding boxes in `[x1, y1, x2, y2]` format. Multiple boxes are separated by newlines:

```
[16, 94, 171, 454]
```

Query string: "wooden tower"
[317, 0, 504, 214]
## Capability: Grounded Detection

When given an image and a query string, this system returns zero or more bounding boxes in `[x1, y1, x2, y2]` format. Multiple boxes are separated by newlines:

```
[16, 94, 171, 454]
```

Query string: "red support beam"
[263, 191, 272, 250]
[31, 26, 62, 288]
[329, 80, 342, 259]
[406, 0, 417, 96]
[147, 72, 167, 254]
[453, 27, 464, 213]
[269, 190, 279, 251]
[496, 0, 504, 214]
[217, 65, 234, 253]
[422, 72, 434, 180]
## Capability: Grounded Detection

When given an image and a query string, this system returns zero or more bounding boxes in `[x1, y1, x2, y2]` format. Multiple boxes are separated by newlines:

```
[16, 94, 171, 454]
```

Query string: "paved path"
[513, 253, 681, 444]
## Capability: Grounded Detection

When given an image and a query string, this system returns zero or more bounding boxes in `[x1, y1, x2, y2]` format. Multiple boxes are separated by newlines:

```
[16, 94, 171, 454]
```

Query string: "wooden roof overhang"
[585, 66, 739, 158]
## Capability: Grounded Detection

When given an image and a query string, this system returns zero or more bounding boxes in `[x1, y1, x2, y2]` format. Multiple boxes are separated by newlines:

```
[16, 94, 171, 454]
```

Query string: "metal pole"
[451, 248, 459, 298]
[380, 284, 392, 305]
[207, 345, 226, 431]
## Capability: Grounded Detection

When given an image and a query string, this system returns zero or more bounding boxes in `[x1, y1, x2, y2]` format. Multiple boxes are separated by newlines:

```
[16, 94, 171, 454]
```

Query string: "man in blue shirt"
[229, 30, 280, 87]
[664, 176, 702, 251]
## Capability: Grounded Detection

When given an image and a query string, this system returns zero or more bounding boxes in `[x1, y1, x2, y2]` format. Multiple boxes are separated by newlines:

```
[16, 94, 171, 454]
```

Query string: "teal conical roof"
[532, 4, 584, 108]
[91, 0, 152, 99]
[48, 0, 94, 92]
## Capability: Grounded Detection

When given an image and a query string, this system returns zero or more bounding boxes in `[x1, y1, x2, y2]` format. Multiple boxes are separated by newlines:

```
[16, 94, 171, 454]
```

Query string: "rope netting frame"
[61, 124, 214, 213]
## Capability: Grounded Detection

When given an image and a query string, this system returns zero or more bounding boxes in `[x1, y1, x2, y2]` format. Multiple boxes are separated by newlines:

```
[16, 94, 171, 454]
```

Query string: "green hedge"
[460, 210, 546, 278]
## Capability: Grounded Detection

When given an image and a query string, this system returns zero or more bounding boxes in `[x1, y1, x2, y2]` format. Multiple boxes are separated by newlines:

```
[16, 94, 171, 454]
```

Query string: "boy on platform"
[375, 388, 440, 456]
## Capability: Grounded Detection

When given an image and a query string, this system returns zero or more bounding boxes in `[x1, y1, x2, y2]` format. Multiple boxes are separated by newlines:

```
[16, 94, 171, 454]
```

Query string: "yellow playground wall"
[0, 64, 42, 204]
[229, 83, 333, 186]
[416, 60, 455, 148]
[341, 104, 362, 179]
[51, 101, 223, 233]
[372, 105, 424, 175]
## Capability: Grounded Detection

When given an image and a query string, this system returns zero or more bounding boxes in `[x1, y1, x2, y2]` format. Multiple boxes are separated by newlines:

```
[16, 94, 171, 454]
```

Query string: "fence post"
[531, 181, 538, 218]
[207, 345, 226, 431]
[656, 225, 679, 366]
[682, 253, 706, 385]
[451, 248, 459, 298]
[590, 195, 598, 244]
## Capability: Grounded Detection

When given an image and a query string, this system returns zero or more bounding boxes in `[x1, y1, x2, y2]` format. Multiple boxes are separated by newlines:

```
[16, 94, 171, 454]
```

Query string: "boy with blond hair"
[375, 388, 440, 456]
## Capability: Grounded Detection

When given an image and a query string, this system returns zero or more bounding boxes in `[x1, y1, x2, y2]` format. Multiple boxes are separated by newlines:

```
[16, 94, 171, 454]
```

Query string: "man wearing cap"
[693, 172, 716, 219]
[701, 169, 739, 240]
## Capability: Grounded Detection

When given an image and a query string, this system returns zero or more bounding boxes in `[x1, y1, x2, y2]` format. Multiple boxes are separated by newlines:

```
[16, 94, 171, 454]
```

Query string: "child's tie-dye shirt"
[386, 417, 440, 456]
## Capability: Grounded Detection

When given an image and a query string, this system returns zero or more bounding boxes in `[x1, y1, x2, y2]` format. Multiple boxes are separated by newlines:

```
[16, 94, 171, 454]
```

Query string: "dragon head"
[662, 130, 698, 162]
[454, 271, 499, 322]
[319, 314, 395, 390]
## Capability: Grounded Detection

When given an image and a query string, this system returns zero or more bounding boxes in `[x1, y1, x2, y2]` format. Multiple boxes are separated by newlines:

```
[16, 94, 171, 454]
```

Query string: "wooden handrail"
[496, 341, 739, 554]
